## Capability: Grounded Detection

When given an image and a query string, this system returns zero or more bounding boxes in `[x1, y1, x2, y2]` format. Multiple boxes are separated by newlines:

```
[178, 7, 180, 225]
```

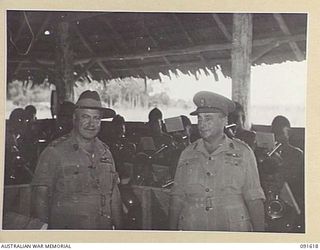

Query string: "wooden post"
[144, 76, 149, 108]
[231, 14, 252, 128]
[55, 22, 74, 103]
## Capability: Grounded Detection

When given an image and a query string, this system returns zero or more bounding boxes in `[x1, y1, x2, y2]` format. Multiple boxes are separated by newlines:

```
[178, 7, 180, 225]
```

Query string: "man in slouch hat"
[31, 90, 122, 229]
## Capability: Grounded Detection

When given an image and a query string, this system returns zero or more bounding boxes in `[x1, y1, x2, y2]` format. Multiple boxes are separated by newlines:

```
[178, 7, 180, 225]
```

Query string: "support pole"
[231, 13, 252, 128]
[55, 22, 74, 103]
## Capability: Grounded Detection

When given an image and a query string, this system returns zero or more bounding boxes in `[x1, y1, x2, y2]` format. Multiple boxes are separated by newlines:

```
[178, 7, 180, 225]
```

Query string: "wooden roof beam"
[34, 13, 53, 41]
[212, 14, 232, 41]
[173, 14, 207, 65]
[12, 13, 27, 42]
[98, 16, 128, 52]
[251, 41, 280, 63]
[74, 58, 97, 82]
[93, 58, 229, 72]
[140, 15, 171, 66]
[13, 62, 23, 75]
[98, 16, 141, 77]
[273, 13, 304, 61]
[173, 14, 194, 45]
[73, 24, 112, 78]
[9, 33, 306, 65]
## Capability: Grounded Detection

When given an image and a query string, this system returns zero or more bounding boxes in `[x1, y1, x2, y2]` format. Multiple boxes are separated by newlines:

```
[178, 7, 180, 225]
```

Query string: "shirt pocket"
[179, 159, 204, 193]
[61, 164, 88, 193]
[97, 162, 119, 194]
[226, 205, 252, 232]
[223, 155, 245, 190]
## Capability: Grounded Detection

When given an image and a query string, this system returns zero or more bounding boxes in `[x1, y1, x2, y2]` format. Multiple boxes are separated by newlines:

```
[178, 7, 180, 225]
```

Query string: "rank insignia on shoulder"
[100, 157, 111, 163]
[225, 152, 241, 158]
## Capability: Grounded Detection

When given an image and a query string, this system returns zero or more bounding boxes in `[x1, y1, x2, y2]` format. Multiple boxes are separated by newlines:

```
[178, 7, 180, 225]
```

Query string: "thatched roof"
[7, 11, 307, 84]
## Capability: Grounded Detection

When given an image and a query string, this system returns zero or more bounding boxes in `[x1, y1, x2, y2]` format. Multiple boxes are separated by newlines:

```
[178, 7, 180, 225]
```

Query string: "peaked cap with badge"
[75, 90, 116, 118]
[190, 91, 235, 116]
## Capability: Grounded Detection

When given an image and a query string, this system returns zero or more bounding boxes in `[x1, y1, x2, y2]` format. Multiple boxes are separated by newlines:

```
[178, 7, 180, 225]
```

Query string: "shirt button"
[205, 188, 210, 192]
[206, 172, 211, 176]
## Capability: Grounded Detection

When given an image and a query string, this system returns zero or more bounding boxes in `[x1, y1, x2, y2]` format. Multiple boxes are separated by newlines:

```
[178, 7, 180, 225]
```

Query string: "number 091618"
[300, 244, 319, 249]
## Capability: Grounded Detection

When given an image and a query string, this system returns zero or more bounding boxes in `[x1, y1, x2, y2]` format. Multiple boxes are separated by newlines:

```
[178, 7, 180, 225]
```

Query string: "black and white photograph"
[2, 10, 307, 234]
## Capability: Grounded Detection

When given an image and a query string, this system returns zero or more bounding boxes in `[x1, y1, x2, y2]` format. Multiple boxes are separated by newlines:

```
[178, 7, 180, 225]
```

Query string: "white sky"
[150, 60, 306, 126]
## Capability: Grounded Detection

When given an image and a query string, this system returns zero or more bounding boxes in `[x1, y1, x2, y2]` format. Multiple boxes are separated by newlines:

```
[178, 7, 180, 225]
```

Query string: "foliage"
[7, 77, 192, 119]
[7, 80, 51, 106]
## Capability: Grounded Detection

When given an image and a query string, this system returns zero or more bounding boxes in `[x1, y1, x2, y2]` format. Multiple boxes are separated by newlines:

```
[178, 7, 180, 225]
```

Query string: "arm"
[168, 153, 186, 230]
[111, 183, 123, 229]
[246, 199, 265, 232]
[30, 146, 58, 226]
[242, 147, 266, 231]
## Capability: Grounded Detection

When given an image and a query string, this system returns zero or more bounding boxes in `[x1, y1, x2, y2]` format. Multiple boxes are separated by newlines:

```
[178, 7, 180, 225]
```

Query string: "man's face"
[275, 126, 290, 144]
[198, 112, 226, 142]
[73, 108, 102, 141]
[150, 119, 163, 134]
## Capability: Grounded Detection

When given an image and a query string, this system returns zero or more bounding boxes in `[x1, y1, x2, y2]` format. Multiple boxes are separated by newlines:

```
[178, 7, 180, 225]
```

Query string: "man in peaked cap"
[169, 91, 265, 232]
[31, 90, 123, 230]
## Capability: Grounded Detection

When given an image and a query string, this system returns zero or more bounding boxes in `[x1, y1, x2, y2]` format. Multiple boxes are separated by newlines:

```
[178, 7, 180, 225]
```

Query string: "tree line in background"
[7, 78, 193, 114]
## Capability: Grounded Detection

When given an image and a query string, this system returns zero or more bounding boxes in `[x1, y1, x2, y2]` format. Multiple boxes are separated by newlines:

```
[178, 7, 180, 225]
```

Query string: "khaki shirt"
[171, 136, 265, 231]
[32, 132, 120, 229]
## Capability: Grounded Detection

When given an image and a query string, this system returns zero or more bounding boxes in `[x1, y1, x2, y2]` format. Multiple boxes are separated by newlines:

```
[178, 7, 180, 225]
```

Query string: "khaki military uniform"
[171, 135, 265, 231]
[32, 132, 121, 229]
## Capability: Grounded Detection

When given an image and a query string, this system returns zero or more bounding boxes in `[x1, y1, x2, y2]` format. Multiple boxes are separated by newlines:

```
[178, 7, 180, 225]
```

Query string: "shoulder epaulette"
[232, 137, 252, 151]
[97, 139, 110, 152]
[48, 134, 70, 147]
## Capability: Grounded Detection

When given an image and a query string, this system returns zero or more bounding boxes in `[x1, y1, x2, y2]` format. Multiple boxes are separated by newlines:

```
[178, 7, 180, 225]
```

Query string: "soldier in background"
[228, 102, 256, 149]
[51, 101, 76, 141]
[25, 105, 37, 123]
[109, 115, 136, 180]
[5, 108, 34, 184]
[271, 115, 304, 227]
[169, 91, 265, 231]
[31, 90, 122, 229]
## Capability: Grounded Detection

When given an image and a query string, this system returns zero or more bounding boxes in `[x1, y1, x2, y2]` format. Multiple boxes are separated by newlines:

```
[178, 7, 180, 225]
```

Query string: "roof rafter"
[173, 14, 207, 66]
[251, 41, 281, 63]
[212, 14, 232, 41]
[9, 34, 305, 67]
[273, 14, 304, 61]
[73, 24, 113, 78]
[98, 16, 129, 51]
[141, 15, 172, 66]
[74, 58, 97, 82]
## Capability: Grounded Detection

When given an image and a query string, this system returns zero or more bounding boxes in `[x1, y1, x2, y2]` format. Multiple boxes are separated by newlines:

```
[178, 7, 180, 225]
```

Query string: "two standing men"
[31, 89, 265, 231]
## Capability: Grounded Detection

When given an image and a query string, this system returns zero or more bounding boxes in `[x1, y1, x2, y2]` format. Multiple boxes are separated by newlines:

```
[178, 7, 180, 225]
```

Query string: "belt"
[185, 194, 244, 210]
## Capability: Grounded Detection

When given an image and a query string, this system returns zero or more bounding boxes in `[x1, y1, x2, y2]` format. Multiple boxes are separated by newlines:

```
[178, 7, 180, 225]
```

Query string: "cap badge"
[200, 98, 206, 107]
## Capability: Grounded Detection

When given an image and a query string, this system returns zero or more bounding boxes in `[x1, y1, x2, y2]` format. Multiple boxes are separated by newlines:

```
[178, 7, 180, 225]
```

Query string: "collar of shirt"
[194, 135, 235, 157]
[68, 131, 105, 157]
